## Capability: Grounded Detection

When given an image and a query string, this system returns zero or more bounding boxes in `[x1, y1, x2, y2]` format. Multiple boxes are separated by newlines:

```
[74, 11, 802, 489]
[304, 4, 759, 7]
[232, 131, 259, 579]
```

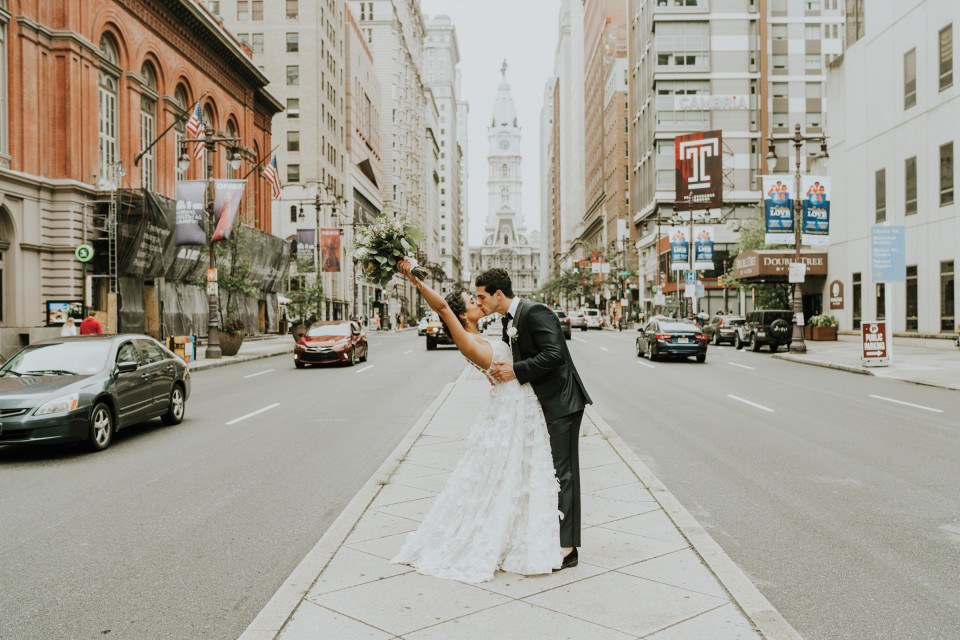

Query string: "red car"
[294, 321, 368, 368]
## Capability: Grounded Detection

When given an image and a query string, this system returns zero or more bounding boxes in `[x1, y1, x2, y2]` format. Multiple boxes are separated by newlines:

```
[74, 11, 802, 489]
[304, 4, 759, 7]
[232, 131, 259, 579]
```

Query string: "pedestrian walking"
[60, 316, 79, 337]
[79, 312, 102, 335]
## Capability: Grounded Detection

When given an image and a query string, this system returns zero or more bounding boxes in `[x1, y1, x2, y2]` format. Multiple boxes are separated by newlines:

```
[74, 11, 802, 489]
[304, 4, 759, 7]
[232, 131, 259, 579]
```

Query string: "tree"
[725, 210, 792, 310]
[287, 257, 324, 326]
[216, 226, 259, 332]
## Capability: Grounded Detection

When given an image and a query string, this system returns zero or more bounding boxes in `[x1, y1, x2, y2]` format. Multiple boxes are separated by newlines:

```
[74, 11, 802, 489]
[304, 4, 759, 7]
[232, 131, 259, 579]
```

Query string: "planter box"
[810, 326, 837, 341]
[219, 331, 245, 356]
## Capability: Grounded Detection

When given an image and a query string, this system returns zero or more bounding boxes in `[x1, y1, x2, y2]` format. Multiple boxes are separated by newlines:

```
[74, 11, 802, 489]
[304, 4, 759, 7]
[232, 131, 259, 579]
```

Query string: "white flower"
[506, 326, 518, 339]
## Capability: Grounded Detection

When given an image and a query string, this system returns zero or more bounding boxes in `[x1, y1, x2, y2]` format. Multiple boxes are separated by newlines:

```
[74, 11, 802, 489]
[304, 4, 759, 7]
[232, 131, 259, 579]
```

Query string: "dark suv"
[736, 310, 793, 352]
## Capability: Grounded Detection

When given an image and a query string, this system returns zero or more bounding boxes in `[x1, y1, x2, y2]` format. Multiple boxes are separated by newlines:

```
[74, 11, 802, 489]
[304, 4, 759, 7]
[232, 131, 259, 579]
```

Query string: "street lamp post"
[181, 125, 242, 360]
[766, 123, 828, 355]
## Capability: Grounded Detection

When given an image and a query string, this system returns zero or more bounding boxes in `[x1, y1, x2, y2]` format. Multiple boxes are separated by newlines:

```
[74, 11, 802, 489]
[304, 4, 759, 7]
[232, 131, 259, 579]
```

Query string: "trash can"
[167, 335, 197, 363]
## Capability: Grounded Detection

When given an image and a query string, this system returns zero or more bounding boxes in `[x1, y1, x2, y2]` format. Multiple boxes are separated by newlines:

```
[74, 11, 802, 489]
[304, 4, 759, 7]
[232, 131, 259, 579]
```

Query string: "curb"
[586, 405, 804, 640]
[237, 381, 457, 640]
[771, 353, 873, 376]
[189, 347, 292, 372]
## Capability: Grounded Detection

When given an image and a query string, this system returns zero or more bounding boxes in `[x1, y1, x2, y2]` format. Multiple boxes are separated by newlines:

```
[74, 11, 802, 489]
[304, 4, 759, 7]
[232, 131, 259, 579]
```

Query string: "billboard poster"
[46, 300, 84, 326]
[675, 130, 723, 210]
[175, 180, 207, 246]
[212, 179, 246, 242]
[801, 176, 831, 245]
[296, 229, 316, 267]
[693, 225, 715, 270]
[669, 227, 689, 271]
[763, 175, 794, 245]
[320, 228, 341, 272]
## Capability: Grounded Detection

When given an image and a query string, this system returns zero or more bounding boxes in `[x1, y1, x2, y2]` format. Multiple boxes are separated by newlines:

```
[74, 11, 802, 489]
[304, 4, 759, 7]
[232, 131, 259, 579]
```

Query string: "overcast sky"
[420, 0, 562, 245]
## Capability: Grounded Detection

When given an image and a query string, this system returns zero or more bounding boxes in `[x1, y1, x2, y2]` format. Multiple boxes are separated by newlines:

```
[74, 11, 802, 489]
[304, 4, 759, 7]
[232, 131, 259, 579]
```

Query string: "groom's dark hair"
[475, 268, 514, 298]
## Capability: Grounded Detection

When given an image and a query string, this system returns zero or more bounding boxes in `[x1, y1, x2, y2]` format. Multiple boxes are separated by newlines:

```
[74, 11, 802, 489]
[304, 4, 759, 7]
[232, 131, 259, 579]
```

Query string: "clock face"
[499, 140, 510, 150]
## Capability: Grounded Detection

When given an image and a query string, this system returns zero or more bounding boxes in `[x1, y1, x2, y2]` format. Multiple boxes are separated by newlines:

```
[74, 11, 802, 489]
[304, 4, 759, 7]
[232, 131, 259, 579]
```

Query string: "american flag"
[262, 155, 282, 199]
[185, 100, 205, 159]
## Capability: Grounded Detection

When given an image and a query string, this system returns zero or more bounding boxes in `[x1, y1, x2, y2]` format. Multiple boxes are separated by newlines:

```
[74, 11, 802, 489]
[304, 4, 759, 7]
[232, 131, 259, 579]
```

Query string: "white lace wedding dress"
[391, 335, 562, 582]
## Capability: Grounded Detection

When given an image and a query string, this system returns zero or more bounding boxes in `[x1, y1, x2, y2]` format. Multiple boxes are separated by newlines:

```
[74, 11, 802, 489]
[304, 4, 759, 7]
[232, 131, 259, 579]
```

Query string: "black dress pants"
[547, 409, 584, 548]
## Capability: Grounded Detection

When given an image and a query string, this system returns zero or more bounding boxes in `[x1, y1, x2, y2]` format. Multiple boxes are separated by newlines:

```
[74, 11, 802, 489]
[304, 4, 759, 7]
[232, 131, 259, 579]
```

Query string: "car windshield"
[0, 341, 111, 377]
[306, 323, 352, 337]
[659, 322, 699, 332]
[728, 318, 746, 326]
[555, 311, 567, 318]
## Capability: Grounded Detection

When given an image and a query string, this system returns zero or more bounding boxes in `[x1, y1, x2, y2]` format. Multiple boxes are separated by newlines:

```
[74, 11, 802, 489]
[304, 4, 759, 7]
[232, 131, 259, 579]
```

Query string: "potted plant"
[808, 314, 838, 341]
[219, 316, 245, 356]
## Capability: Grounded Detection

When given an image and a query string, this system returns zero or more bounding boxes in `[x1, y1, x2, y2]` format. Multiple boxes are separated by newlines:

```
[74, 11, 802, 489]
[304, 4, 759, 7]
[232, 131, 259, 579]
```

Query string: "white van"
[582, 308, 602, 330]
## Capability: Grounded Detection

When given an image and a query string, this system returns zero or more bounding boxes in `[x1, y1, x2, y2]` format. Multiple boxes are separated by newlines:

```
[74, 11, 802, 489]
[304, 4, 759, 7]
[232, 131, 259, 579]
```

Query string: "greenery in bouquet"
[351, 215, 428, 287]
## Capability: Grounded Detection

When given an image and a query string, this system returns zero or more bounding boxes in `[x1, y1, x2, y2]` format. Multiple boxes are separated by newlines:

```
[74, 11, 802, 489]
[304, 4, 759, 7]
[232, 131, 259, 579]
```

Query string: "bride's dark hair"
[440, 291, 467, 337]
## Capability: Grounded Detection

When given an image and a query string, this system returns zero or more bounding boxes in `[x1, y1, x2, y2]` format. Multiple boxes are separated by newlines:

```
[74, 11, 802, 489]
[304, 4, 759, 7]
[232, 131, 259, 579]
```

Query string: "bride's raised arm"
[398, 260, 492, 370]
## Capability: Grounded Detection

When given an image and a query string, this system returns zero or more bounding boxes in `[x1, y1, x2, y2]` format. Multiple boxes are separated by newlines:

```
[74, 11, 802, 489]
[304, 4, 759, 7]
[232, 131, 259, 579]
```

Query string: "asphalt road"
[0, 330, 466, 640]
[566, 328, 960, 640]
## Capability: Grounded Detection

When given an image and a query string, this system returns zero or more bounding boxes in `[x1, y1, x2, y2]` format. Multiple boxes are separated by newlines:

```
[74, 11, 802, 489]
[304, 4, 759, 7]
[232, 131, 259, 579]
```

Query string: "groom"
[475, 268, 592, 570]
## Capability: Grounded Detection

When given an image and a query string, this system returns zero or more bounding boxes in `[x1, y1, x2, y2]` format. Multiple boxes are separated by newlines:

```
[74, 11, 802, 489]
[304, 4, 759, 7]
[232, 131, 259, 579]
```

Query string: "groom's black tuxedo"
[508, 299, 591, 548]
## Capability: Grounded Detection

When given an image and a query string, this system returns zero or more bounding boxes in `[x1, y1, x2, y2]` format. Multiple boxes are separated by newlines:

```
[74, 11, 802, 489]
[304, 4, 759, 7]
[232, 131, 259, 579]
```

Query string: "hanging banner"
[763, 175, 794, 245]
[320, 228, 341, 272]
[801, 176, 830, 245]
[669, 227, 689, 271]
[675, 130, 723, 210]
[693, 225, 715, 270]
[175, 180, 206, 246]
[296, 229, 315, 267]
[212, 179, 246, 242]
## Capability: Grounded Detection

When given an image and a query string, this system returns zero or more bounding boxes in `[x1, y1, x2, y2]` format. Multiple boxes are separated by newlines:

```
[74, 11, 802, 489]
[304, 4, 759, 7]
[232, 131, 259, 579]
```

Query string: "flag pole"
[133, 90, 211, 166]
[242, 145, 280, 181]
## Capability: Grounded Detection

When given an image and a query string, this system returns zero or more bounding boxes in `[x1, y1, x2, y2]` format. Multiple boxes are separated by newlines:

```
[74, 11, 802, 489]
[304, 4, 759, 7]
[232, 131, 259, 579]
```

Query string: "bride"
[390, 260, 562, 582]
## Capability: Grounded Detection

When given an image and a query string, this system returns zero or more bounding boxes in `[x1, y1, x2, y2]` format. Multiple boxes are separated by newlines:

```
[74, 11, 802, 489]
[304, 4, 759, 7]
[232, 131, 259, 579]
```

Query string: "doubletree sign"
[75, 244, 94, 263]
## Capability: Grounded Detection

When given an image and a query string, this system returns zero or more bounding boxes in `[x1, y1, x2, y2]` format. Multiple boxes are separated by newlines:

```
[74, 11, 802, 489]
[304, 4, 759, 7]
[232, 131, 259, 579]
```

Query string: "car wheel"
[750, 334, 761, 352]
[161, 384, 185, 426]
[348, 348, 357, 366]
[696, 353, 706, 363]
[565, 333, 571, 341]
[581, 326, 587, 332]
[85, 402, 114, 452]
[734, 333, 743, 350]
[427, 338, 437, 350]
[636, 340, 643, 357]
[359, 346, 368, 362]
[295, 360, 305, 369]
[769, 344, 778, 353]
[711, 332, 720, 346]
[649, 345, 658, 361]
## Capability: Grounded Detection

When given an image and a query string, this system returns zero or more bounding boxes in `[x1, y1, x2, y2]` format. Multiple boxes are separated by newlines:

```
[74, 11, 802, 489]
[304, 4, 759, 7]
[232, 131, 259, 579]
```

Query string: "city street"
[569, 328, 960, 640]
[0, 332, 465, 640]
[2, 328, 958, 640]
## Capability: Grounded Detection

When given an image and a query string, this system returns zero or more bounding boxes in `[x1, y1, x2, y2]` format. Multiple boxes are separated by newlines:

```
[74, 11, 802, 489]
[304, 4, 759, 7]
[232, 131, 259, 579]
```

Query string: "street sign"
[653, 292, 666, 306]
[695, 281, 705, 298]
[861, 321, 889, 367]
[788, 262, 806, 284]
[75, 244, 94, 263]
[684, 283, 696, 299]
[685, 270, 696, 285]
[871, 226, 906, 282]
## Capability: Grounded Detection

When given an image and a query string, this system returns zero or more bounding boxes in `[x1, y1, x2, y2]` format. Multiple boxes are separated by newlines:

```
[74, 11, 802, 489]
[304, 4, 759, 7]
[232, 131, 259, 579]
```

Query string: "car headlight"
[35, 393, 80, 416]
[333, 340, 348, 349]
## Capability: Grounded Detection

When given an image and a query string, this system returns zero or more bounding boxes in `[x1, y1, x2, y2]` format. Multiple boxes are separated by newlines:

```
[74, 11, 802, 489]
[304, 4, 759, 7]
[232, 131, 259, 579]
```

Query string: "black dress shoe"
[553, 548, 578, 572]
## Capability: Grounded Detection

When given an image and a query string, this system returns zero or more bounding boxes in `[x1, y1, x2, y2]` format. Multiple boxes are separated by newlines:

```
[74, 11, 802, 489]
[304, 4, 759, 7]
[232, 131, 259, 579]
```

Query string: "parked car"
[424, 312, 455, 350]
[295, 321, 368, 367]
[568, 310, 587, 331]
[417, 316, 430, 336]
[636, 318, 708, 362]
[553, 309, 572, 340]
[0, 334, 190, 452]
[583, 308, 603, 330]
[736, 310, 793, 352]
[704, 315, 746, 346]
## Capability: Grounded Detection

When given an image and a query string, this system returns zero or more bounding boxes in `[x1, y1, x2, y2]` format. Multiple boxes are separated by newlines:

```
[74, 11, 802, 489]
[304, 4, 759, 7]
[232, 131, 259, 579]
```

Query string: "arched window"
[98, 35, 120, 186]
[225, 119, 238, 178]
[500, 186, 509, 205]
[140, 63, 157, 191]
[202, 105, 214, 178]
[174, 85, 189, 180]
[500, 163, 508, 178]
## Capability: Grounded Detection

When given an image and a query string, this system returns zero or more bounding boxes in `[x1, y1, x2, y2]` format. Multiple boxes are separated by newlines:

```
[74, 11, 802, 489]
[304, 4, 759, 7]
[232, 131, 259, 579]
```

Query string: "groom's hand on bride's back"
[490, 360, 516, 383]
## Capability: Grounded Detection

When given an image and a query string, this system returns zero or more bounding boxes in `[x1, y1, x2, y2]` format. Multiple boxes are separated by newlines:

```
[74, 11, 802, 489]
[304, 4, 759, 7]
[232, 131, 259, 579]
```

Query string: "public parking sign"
[861, 321, 889, 367]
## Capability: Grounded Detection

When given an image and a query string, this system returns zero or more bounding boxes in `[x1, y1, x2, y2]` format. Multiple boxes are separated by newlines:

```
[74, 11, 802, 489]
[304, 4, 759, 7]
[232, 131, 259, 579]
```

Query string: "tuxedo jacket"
[509, 300, 592, 422]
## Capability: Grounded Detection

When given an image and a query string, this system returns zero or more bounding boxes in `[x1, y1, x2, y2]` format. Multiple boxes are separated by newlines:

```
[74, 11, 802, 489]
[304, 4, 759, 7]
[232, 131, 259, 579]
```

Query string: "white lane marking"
[726, 394, 775, 413]
[355, 365, 374, 374]
[226, 403, 280, 425]
[868, 394, 944, 414]
[573, 337, 588, 344]
[600, 347, 609, 352]
[403, 349, 413, 354]
[243, 368, 274, 379]
[728, 362, 755, 370]
[636, 360, 656, 369]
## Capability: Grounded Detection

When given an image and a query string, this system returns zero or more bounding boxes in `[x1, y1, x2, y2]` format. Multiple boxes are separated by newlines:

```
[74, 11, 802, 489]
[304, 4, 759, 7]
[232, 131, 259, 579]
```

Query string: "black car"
[736, 310, 793, 352]
[704, 315, 746, 346]
[636, 319, 708, 362]
[0, 335, 191, 452]
[553, 310, 572, 340]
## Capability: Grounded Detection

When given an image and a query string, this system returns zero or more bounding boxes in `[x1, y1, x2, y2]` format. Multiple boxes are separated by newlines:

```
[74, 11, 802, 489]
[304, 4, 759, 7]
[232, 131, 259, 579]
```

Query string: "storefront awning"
[733, 250, 828, 282]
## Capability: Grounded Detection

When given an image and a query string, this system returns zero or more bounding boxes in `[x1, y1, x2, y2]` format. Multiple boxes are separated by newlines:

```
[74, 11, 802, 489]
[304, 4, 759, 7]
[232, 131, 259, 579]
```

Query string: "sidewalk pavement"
[773, 336, 960, 391]
[239, 372, 802, 640]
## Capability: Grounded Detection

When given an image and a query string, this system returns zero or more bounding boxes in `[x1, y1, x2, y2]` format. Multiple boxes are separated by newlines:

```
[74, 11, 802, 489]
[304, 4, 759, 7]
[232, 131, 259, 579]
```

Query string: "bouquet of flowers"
[351, 214, 428, 286]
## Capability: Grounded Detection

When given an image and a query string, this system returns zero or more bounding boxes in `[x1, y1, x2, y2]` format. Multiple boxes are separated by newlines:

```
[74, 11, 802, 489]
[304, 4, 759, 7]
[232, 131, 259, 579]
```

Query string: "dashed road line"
[728, 362, 755, 370]
[600, 347, 609, 352]
[573, 336, 588, 344]
[355, 365, 374, 374]
[226, 403, 280, 425]
[868, 394, 943, 414]
[403, 349, 413, 355]
[636, 360, 656, 369]
[243, 369, 274, 379]
[726, 394, 775, 413]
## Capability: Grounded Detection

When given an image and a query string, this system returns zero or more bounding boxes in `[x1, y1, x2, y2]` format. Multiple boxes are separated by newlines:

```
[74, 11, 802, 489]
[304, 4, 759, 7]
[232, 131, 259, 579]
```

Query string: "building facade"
[469, 65, 540, 298]
[0, 0, 281, 355]
[539, 78, 556, 284]
[456, 86, 470, 287]
[825, 0, 958, 337]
